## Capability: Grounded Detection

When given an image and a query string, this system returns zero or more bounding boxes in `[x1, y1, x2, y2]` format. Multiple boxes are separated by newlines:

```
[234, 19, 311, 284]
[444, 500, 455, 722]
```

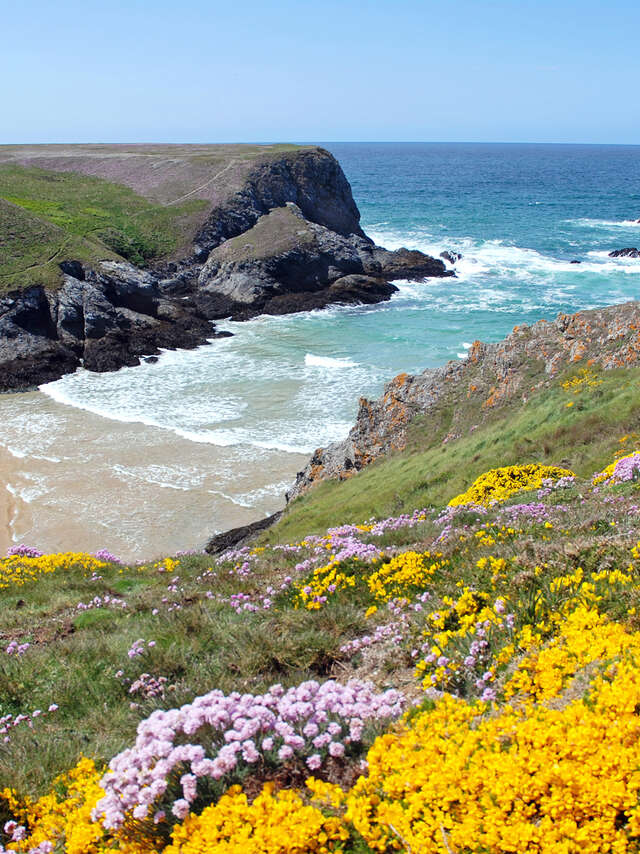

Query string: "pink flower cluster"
[4, 640, 30, 656]
[0, 704, 58, 745]
[129, 673, 168, 701]
[128, 639, 156, 659]
[5, 544, 44, 558]
[76, 595, 127, 613]
[92, 549, 122, 564]
[537, 475, 576, 497]
[2, 821, 52, 853]
[601, 452, 640, 485]
[215, 578, 292, 615]
[95, 679, 405, 829]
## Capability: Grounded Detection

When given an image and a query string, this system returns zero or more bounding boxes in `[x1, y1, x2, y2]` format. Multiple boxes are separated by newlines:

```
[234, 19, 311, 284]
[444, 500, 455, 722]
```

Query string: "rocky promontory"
[288, 300, 640, 500]
[0, 144, 451, 390]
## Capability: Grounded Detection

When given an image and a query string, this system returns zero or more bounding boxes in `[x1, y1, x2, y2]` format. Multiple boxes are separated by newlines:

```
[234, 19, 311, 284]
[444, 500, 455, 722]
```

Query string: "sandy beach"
[0, 451, 18, 556]
[0, 391, 307, 562]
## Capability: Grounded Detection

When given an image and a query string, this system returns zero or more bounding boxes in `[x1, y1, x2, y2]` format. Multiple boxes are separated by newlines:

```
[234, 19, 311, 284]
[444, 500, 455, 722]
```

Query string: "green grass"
[268, 364, 640, 543]
[0, 552, 367, 794]
[211, 204, 316, 263]
[0, 165, 207, 292]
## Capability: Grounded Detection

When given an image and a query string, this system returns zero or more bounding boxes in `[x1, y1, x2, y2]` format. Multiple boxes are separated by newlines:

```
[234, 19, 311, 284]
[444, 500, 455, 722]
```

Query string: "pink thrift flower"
[171, 799, 190, 820]
[306, 754, 322, 770]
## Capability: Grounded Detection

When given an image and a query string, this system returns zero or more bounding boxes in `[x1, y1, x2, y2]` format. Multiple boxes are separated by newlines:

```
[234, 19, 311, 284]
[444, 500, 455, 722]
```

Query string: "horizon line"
[2, 140, 640, 148]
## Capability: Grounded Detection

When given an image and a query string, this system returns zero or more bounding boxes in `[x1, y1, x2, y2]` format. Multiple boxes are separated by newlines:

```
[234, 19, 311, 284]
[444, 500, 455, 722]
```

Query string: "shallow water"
[0, 392, 306, 560]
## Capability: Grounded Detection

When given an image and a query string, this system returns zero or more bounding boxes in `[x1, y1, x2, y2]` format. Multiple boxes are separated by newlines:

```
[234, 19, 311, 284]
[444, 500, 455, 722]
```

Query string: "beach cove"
[2, 143, 640, 559]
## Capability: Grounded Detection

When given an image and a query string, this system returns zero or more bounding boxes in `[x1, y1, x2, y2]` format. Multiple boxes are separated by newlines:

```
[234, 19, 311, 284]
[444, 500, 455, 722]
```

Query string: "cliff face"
[288, 300, 640, 500]
[0, 261, 218, 391]
[191, 148, 367, 258]
[0, 145, 451, 391]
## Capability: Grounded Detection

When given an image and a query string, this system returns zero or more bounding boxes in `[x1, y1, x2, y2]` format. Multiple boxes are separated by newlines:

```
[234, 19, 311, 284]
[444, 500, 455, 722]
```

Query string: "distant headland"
[0, 144, 451, 391]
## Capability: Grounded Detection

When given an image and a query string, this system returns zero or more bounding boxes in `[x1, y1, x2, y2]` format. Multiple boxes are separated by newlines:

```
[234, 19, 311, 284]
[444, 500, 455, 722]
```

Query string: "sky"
[2, 0, 639, 145]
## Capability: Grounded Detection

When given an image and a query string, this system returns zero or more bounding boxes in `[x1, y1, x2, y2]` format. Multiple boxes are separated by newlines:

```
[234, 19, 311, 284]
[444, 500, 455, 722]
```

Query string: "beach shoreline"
[0, 391, 307, 562]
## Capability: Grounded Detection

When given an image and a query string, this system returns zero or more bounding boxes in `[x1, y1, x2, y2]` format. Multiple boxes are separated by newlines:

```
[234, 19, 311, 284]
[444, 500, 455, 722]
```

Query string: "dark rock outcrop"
[609, 248, 640, 258]
[440, 250, 462, 264]
[0, 262, 216, 391]
[194, 203, 449, 320]
[204, 511, 283, 555]
[192, 148, 367, 259]
[288, 301, 640, 500]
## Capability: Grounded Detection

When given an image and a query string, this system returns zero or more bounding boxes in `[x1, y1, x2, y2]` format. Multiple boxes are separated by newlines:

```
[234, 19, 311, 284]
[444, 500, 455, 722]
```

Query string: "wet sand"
[0, 391, 307, 562]
[0, 453, 18, 555]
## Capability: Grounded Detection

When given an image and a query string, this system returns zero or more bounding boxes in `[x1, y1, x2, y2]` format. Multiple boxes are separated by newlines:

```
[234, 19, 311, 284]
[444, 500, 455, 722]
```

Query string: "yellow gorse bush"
[164, 783, 348, 854]
[0, 553, 108, 590]
[3, 758, 107, 854]
[330, 607, 640, 853]
[295, 558, 359, 610]
[448, 463, 575, 507]
[1, 758, 157, 854]
[367, 550, 447, 601]
[561, 367, 603, 394]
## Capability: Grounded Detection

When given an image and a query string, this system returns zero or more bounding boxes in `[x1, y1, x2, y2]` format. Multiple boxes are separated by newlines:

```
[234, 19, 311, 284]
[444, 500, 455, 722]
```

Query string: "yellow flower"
[448, 464, 574, 508]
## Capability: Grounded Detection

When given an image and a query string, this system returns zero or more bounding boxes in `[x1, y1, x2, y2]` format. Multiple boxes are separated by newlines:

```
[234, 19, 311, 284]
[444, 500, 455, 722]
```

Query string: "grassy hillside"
[2, 360, 640, 849]
[0, 165, 206, 292]
[270, 361, 640, 544]
[0, 143, 309, 294]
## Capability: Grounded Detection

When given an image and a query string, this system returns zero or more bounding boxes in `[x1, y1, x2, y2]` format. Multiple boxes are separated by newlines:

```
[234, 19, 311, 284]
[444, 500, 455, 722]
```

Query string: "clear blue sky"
[3, 0, 639, 144]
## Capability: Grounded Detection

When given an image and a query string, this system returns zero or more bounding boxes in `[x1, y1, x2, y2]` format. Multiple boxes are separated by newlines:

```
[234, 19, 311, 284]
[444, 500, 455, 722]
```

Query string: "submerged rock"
[609, 248, 640, 258]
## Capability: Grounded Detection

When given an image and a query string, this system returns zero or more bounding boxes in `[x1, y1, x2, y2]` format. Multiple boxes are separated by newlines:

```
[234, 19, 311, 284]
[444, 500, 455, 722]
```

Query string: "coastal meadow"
[2, 449, 640, 850]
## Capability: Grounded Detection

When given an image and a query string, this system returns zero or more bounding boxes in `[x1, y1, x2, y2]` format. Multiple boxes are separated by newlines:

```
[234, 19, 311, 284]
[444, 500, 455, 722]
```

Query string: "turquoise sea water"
[44, 143, 640, 453]
[3, 143, 640, 556]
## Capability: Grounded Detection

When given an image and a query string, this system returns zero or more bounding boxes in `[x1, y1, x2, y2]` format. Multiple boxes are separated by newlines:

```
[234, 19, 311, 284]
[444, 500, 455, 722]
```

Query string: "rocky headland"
[0, 144, 451, 391]
[288, 300, 640, 500]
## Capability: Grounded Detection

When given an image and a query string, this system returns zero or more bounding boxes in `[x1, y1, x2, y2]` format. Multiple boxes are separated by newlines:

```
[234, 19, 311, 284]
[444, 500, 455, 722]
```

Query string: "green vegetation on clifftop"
[270, 363, 640, 543]
[0, 165, 206, 292]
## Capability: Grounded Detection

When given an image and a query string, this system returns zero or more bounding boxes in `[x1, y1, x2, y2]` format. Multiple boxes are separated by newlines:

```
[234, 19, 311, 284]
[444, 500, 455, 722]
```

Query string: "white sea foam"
[4, 446, 61, 464]
[6, 475, 49, 505]
[5, 446, 27, 459]
[234, 479, 292, 507]
[305, 353, 358, 368]
[568, 218, 640, 229]
[370, 227, 640, 293]
[111, 464, 204, 492]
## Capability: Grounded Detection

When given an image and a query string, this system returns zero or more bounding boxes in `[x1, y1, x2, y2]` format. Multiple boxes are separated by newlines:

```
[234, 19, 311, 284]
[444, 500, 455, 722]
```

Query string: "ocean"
[1, 143, 639, 558]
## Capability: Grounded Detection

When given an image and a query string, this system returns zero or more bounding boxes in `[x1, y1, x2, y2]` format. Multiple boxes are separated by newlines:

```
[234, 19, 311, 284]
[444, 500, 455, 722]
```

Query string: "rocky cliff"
[0, 145, 451, 390]
[288, 300, 640, 500]
[0, 261, 218, 391]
